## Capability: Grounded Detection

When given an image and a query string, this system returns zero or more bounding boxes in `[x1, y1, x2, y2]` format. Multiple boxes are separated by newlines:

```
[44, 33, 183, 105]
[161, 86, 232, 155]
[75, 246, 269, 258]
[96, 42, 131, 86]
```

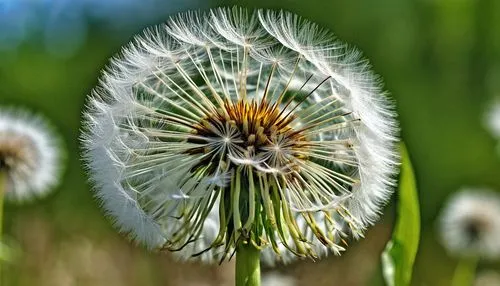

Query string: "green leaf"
[0, 238, 21, 264]
[382, 142, 421, 286]
[0, 241, 13, 262]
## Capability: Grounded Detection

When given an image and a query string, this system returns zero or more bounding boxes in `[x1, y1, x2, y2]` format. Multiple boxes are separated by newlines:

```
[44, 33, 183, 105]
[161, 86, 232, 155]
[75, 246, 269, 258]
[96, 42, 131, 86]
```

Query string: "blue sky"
[0, 0, 205, 56]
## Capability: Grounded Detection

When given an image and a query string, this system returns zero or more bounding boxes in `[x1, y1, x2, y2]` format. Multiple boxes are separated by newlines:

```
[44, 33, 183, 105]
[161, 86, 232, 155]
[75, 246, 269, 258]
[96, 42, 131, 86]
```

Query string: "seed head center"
[187, 99, 307, 171]
[0, 133, 36, 172]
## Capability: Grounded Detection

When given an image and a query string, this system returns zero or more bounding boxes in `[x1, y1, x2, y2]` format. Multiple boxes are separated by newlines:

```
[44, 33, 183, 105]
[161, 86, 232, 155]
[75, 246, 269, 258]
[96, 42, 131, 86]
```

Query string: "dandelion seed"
[438, 188, 500, 260]
[81, 7, 399, 262]
[0, 108, 64, 202]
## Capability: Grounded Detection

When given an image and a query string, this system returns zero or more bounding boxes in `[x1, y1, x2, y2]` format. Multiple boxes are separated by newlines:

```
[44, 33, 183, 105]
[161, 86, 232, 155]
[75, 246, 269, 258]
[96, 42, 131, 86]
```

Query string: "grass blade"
[382, 142, 421, 286]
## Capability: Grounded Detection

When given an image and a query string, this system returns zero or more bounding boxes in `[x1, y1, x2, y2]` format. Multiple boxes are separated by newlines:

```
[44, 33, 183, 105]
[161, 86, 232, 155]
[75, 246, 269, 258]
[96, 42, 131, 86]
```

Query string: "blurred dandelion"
[484, 99, 500, 144]
[0, 108, 65, 202]
[0, 107, 64, 281]
[439, 189, 500, 259]
[82, 7, 398, 270]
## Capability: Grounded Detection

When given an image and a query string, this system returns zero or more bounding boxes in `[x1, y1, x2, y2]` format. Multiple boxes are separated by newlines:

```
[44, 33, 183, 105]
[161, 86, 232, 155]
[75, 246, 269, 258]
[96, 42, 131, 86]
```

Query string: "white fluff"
[81, 7, 399, 262]
[484, 99, 500, 139]
[438, 188, 500, 259]
[0, 108, 64, 202]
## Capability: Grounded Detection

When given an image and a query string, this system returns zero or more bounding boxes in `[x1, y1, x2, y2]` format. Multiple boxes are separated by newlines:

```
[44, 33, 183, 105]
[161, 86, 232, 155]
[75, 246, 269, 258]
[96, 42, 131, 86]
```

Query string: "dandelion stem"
[0, 171, 5, 283]
[451, 256, 479, 286]
[235, 240, 260, 286]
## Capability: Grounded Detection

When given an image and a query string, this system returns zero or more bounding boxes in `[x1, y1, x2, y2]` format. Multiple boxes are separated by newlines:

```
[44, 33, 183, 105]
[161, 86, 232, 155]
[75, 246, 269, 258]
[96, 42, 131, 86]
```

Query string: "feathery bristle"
[81, 7, 399, 263]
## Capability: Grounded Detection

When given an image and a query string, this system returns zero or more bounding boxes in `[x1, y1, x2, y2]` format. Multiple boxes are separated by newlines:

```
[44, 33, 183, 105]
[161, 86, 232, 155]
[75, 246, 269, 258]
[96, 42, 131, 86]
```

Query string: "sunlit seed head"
[438, 188, 500, 259]
[0, 108, 65, 202]
[81, 7, 399, 262]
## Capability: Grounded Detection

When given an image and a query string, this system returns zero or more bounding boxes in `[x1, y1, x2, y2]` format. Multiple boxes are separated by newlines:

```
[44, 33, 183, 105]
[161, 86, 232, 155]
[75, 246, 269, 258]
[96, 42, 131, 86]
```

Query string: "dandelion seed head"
[484, 98, 500, 139]
[82, 7, 399, 262]
[0, 108, 64, 202]
[438, 188, 500, 260]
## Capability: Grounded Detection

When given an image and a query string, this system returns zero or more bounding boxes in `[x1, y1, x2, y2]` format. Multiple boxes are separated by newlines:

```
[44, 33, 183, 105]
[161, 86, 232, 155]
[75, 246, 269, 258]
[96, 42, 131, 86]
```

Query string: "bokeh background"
[1, 0, 500, 285]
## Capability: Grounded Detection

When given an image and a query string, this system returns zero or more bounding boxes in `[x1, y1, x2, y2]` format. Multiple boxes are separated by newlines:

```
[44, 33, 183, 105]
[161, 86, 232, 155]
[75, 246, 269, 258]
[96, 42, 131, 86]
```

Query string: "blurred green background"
[1, 0, 500, 285]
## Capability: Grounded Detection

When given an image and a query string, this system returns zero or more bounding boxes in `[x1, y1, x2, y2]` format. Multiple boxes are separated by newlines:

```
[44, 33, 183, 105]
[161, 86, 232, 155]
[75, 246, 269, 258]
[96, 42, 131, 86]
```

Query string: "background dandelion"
[0, 108, 65, 202]
[484, 99, 500, 154]
[438, 189, 500, 286]
[0, 107, 65, 284]
[438, 188, 500, 260]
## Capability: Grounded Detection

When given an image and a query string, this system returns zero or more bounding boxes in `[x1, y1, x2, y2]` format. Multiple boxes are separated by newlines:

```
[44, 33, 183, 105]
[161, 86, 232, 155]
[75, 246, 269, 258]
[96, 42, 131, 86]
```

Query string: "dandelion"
[484, 99, 500, 157]
[81, 6, 398, 270]
[484, 99, 500, 139]
[439, 189, 500, 286]
[0, 108, 64, 202]
[0, 107, 64, 279]
[439, 188, 500, 260]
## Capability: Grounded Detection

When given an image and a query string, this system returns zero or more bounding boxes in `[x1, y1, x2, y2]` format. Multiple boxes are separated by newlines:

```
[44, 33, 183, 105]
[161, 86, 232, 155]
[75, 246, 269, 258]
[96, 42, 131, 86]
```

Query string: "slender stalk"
[451, 256, 479, 286]
[235, 241, 261, 286]
[0, 171, 5, 284]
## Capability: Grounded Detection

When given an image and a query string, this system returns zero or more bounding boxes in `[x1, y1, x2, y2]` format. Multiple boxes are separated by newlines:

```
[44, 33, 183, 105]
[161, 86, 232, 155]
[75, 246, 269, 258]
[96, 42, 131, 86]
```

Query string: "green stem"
[235, 241, 261, 286]
[0, 171, 5, 284]
[451, 256, 479, 286]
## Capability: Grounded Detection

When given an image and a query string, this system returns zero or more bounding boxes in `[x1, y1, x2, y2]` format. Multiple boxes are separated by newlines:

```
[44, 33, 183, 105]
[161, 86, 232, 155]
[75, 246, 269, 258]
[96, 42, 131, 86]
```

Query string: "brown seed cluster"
[464, 216, 492, 244]
[186, 98, 308, 171]
[0, 132, 36, 171]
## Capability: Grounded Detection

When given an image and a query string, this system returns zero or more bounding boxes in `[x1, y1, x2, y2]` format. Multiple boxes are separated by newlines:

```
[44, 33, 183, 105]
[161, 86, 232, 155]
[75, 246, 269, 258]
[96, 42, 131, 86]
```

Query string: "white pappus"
[81, 7, 399, 263]
[0, 108, 65, 202]
[438, 188, 500, 260]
